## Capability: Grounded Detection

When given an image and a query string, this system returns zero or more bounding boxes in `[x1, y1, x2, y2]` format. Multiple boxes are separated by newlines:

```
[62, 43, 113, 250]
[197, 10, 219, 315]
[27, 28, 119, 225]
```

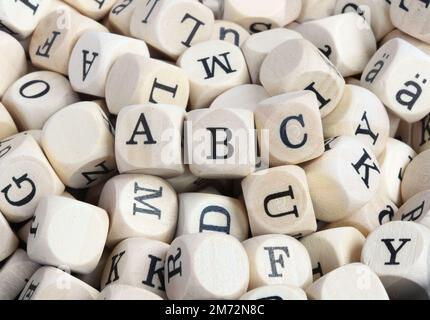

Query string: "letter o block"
[239, 285, 307, 300]
[0, 103, 18, 140]
[165, 233, 249, 300]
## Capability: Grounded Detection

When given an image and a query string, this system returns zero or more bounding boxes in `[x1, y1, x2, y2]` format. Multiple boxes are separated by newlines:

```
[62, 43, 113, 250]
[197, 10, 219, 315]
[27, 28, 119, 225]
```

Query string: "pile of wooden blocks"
[0, 0, 430, 301]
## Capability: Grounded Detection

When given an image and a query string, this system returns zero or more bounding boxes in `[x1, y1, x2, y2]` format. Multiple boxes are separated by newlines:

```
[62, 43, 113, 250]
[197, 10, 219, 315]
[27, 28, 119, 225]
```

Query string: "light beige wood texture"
[68, 31, 149, 97]
[0, 32, 27, 98]
[167, 166, 209, 193]
[186, 108, 256, 179]
[99, 174, 178, 247]
[241, 28, 303, 84]
[381, 29, 430, 56]
[242, 166, 317, 237]
[199, 0, 223, 19]
[176, 192, 249, 241]
[41, 101, 116, 189]
[334, 0, 394, 41]
[239, 285, 307, 300]
[107, 0, 144, 36]
[63, 0, 117, 20]
[361, 38, 430, 123]
[306, 263, 389, 300]
[30, 7, 108, 75]
[0, 212, 18, 263]
[210, 20, 250, 46]
[260, 38, 345, 118]
[394, 190, 430, 229]
[0, 249, 40, 300]
[300, 227, 365, 280]
[0, 102, 18, 140]
[2, 71, 79, 130]
[165, 233, 249, 300]
[256, 91, 325, 166]
[178, 40, 250, 109]
[304, 136, 381, 222]
[115, 104, 185, 177]
[0, 134, 64, 222]
[378, 138, 416, 206]
[387, 109, 401, 138]
[99, 284, 163, 300]
[411, 112, 430, 153]
[27, 196, 109, 274]
[322, 84, 390, 157]
[243, 234, 312, 290]
[19, 266, 99, 300]
[223, 0, 301, 32]
[106, 55, 189, 115]
[100, 237, 169, 298]
[396, 120, 413, 145]
[401, 149, 430, 202]
[130, 0, 214, 60]
[297, 0, 336, 22]
[76, 249, 110, 290]
[361, 221, 430, 299]
[209, 84, 269, 111]
[294, 12, 377, 77]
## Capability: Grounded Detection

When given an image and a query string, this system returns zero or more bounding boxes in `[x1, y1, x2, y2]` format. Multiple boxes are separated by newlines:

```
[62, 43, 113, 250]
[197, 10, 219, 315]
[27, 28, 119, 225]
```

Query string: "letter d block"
[0, 134, 64, 223]
[186, 108, 256, 179]
[242, 166, 317, 237]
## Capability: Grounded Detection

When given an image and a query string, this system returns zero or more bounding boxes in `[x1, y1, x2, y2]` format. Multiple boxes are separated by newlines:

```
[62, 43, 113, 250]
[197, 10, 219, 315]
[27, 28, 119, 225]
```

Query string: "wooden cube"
[306, 263, 389, 300]
[361, 221, 430, 299]
[41, 101, 116, 189]
[322, 84, 390, 156]
[105, 55, 189, 114]
[0, 212, 18, 263]
[27, 196, 109, 274]
[30, 7, 108, 75]
[107, 0, 142, 36]
[394, 190, 430, 229]
[19, 266, 99, 300]
[186, 108, 256, 179]
[210, 84, 269, 111]
[297, 0, 336, 22]
[241, 28, 302, 84]
[300, 227, 365, 280]
[63, 0, 117, 20]
[260, 38, 345, 118]
[199, 0, 223, 19]
[411, 112, 430, 153]
[401, 149, 430, 202]
[210, 20, 250, 46]
[99, 284, 163, 300]
[256, 91, 325, 166]
[0, 134, 64, 222]
[115, 104, 185, 177]
[167, 166, 209, 193]
[76, 249, 110, 290]
[0, 102, 18, 140]
[382, 29, 430, 56]
[243, 234, 312, 290]
[130, 0, 214, 60]
[99, 174, 178, 247]
[100, 237, 169, 298]
[239, 285, 307, 300]
[2, 71, 79, 130]
[222, 0, 301, 33]
[303, 136, 381, 222]
[68, 31, 149, 97]
[361, 38, 430, 123]
[178, 40, 250, 108]
[165, 233, 249, 300]
[0, 249, 40, 300]
[242, 166, 317, 237]
[176, 192, 249, 241]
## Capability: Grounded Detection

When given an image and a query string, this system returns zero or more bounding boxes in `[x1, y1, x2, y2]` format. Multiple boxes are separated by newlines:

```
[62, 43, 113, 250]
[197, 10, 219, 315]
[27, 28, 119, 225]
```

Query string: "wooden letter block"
[41, 101, 116, 189]
[27, 196, 109, 274]
[199, 0, 223, 19]
[0, 103, 17, 140]
[176, 192, 249, 241]
[243, 234, 312, 290]
[382, 29, 430, 56]
[322, 84, 390, 156]
[361, 38, 430, 123]
[100, 238, 169, 298]
[0, 134, 64, 222]
[107, 0, 143, 36]
[304, 136, 381, 222]
[106, 55, 189, 114]
[256, 91, 325, 166]
[99, 174, 178, 247]
[19, 266, 99, 300]
[210, 20, 250, 46]
[0, 249, 40, 300]
[178, 40, 250, 108]
[165, 233, 249, 300]
[167, 166, 209, 193]
[223, 0, 301, 33]
[401, 149, 430, 202]
[30, 7, 108, 75]
[68, 31, 149, 97]
[297, 0, 336, 22]
[0, 212, 18, 262]
[300, 227, 366, 280]
[242, 166, 317, 237]
[241, 28, 302, 84]
[260, 38, 345, 118]
[99, 284, 163, 300]
[76, 249, 110, 290]
[411, 112, 430, 153]
[306, 263, 389, 300]
[210, 84, 269, 111]
[115, 104, 185, 177]
[2, 71, 79, 130]
[63, 0, 117, 20]
[130, 0, 214, 59]
[394, 190, 430, 229]
[186, 108, 256, 179]
[239, 285, 307, 300]
[361, 221, 430, 299]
